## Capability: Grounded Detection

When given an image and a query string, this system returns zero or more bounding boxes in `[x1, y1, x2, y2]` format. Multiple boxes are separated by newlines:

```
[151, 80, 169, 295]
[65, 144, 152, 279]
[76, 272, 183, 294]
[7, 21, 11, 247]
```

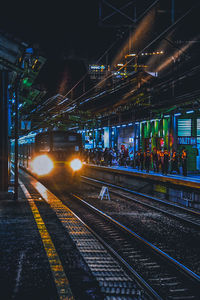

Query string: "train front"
[32, 131, 83, 186]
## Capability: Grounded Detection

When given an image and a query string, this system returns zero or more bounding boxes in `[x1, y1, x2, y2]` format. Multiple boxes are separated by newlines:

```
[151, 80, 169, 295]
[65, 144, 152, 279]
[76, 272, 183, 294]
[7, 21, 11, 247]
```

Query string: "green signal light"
[23, 78, 32, 87]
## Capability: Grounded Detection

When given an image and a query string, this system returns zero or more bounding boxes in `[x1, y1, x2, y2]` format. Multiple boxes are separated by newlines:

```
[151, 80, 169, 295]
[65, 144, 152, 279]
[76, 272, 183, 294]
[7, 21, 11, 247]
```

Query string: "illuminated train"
[11, 130, 83, 185]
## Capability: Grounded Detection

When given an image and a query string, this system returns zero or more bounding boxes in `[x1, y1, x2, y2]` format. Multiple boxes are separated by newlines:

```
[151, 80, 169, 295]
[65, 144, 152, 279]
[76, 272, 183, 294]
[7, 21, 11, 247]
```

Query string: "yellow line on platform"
[19, 180, 74, 300]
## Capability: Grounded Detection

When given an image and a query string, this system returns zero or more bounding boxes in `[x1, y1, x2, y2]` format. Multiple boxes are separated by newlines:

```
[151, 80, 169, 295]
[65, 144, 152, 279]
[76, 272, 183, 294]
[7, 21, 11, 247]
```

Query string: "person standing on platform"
[160, 148, 165, 174]
[181, 147, 187, 176]
[152, 147, 159, 172]
[139, 148, 144, 171]
[103, 148, 109, 165]
[135, 151, 140, 170]
[163, 147, 170, 175]
[170, 149, 180, 174]
[108, 148, 113, 166]
[145, 148, 151, 173]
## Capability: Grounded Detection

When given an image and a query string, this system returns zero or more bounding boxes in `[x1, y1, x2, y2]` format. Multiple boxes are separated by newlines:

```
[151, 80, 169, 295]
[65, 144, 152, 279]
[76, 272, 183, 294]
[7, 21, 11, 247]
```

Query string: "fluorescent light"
[186, 110, 194, 114]
[128, 123, 133, 126]
[117, 125, 121, 128]
[164, 115, 170, 118]
[122, 124, 126, 127]
[174, 113, 181, 117]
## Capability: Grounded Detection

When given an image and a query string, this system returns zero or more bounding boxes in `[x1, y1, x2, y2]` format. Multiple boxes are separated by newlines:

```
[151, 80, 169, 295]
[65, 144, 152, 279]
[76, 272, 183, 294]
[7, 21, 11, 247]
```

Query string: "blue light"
[164, 115, 170, 118]
[186, 110, 194, 114]
[128, 123, 133, 126]
[26, 47, 34, 54]
[117, 125, 121, 128]
[174, 113, 181, 117]
[122, 124, 126, 127]
[135, 122, 139, 124]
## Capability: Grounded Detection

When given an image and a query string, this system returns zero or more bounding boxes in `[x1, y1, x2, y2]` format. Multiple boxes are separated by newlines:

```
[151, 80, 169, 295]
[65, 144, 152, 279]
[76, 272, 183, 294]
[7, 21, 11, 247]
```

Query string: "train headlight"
[32, 155, 53, 176]
[70, 158, 82, 171]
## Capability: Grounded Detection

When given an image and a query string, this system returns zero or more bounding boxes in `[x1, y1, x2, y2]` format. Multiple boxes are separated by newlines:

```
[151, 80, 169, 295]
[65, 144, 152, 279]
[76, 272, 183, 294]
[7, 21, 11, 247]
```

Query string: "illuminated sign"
[21, 120, 31, 130]
[89, 65, 106, 70]
[178, 137, 196, 145]
[178, 119, 191, 136]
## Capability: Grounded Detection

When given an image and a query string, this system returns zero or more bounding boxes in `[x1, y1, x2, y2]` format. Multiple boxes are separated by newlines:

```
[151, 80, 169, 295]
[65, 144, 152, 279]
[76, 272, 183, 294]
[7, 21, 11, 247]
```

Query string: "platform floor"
[0, 186, 60, 300]
[87, 163, 200, 184]
[0, 177, 101, 300]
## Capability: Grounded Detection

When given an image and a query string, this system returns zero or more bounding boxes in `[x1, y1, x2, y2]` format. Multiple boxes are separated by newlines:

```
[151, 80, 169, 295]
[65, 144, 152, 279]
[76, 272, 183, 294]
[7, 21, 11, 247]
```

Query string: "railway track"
[66, 192, 200, 299]
[81, 176, 200, 228]
[19, 170, 151, 299]
[19, 170, 200, 299]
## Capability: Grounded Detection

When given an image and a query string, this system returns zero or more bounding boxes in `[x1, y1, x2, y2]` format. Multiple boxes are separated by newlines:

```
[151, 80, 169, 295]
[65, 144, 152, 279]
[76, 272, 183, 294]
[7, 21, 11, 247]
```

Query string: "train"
[11, 130, 83, 186]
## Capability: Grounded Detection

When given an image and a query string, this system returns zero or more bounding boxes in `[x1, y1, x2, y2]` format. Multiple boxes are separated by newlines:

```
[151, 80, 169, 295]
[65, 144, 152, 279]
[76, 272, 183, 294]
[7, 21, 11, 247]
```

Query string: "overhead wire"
[32, 1, 199, 129]
[58, 1, 199, 113]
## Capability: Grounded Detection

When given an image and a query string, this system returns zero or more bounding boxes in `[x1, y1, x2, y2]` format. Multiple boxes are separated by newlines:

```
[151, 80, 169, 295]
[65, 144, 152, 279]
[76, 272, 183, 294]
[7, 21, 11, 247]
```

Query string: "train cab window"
[36, 134, 50, 152]
[68, 135, 77, 142]
[53, 133, 77, 150]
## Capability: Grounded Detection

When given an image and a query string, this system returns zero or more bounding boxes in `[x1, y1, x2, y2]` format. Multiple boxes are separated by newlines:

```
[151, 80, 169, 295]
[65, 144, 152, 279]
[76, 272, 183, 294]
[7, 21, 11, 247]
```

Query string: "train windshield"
[52, 132, 78, 150]
[36, 134, 50, 152]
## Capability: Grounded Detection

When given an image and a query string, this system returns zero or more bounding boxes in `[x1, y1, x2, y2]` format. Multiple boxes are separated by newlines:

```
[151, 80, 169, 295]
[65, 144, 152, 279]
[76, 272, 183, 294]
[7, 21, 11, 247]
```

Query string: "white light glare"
[32, 155, 53, 176]
[70, 159, 82, 171]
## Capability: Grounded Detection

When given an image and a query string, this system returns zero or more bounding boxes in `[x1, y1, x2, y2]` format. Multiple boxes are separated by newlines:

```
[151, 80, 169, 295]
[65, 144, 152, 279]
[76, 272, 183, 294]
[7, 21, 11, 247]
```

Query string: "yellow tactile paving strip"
[19, 180, 74, 300]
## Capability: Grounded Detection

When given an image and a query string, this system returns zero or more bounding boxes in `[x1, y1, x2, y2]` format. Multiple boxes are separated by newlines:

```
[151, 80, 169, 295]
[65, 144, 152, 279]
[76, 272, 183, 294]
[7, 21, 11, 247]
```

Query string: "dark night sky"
[0, 1, 158, 59]
[0, 1, 120, 94]
[0, 2, 114, 59]
[1, 1, 198, 96]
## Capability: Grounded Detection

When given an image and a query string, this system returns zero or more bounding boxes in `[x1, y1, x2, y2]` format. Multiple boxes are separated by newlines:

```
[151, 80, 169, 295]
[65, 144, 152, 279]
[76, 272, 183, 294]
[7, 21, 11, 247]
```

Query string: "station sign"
[178, 137, 196, 145]
[21, 120, 31, 130]
[89, 65, 106, 70]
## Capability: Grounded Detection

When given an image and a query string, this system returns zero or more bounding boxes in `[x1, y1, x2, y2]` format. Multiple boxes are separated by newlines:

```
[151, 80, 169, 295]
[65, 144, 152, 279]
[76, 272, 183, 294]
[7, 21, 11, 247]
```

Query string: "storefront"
[80, 112, 200, 173]
[140, 118, 171, 151]
[176, 116, 199, 172]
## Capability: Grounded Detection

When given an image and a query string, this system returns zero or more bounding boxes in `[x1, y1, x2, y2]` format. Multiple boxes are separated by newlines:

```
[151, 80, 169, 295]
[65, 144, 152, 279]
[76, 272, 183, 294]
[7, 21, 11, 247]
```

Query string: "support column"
[14, 84, 19, 200]
[0, 71, 9, 193]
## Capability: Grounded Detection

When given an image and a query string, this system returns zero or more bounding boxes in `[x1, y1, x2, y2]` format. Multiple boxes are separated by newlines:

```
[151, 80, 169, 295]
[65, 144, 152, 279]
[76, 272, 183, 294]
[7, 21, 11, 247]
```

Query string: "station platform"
[0, 186, 61, 300]
[0, 178, 101, 300]
[84, 164, 200, 190]
[83, 164, 200, 210]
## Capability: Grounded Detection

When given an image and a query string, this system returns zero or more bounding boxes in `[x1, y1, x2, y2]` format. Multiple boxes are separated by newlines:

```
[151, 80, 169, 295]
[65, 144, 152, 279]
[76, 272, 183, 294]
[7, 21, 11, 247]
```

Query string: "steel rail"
[81, 176, 200, 228]
[72, 193, 200, 285]
[81, 175, 200, 218]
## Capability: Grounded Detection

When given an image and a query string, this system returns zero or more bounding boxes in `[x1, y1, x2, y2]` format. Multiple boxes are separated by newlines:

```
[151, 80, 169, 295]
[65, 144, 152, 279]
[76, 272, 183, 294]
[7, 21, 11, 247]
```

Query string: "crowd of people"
[82, 146, 188, 176]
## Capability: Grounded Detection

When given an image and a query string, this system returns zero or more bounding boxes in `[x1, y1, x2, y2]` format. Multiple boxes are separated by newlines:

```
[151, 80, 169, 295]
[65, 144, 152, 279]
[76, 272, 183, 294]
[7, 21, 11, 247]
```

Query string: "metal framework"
[99, 0, 137, 27]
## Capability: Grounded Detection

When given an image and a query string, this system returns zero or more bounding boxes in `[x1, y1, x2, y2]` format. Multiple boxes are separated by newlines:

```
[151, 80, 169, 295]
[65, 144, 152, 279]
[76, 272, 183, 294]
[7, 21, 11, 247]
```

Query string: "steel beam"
[0, 71, 9, 193]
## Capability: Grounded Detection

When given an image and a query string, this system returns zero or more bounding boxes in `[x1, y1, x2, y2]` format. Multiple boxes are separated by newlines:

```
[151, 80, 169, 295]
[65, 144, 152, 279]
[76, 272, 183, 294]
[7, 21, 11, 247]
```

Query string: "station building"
[79, 109, 200, 173]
